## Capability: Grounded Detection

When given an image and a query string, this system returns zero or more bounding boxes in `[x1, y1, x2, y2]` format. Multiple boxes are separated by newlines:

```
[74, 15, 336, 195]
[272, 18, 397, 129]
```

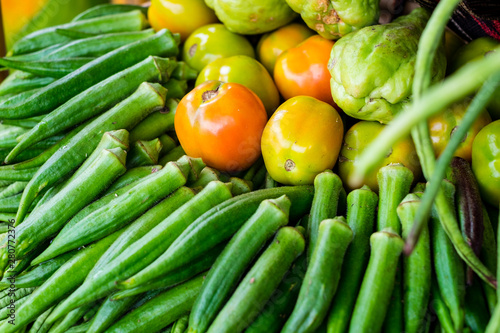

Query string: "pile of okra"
[0, 3, 498, 333]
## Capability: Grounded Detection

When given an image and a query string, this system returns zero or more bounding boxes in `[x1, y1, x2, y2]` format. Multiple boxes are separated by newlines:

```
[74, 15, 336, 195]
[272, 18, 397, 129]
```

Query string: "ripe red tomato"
[174, 80, 268, 172]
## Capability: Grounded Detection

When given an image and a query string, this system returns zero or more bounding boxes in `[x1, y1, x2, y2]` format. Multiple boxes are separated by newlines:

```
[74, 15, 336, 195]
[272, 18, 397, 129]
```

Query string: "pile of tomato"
[149, 0, 500, 205]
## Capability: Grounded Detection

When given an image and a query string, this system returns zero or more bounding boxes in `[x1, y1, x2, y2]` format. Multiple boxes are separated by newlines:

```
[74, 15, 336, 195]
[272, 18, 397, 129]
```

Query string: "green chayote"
[286, 0, 379, 40]
[329, 8, 447, 124]
[205, 0, 297, 35]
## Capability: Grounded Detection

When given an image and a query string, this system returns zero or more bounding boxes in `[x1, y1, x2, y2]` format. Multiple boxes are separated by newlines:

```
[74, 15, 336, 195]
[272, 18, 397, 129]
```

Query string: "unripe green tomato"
[472, 120, 500, 208]
[182, 23, 256, 72]
[196, 55, 280, 117]
[338, 121, 421, 192]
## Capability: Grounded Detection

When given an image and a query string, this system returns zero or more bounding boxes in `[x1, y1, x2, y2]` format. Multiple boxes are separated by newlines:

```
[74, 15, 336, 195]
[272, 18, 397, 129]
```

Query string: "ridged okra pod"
[14, 81, 168, 225]
[399, 193, 432, 333]
[5, 147, 126, 262]
[6, 56, 177, 163]
[327, 185, 378, 333]
[206, 227, 305, 333]
[126, 138, 162, 168]
[189, 195, 291, 333]
[45, 180, 231, 323]
[32, 156, 202, 264]
[348, 230, 405, 333]
[283, 218, 353, 333]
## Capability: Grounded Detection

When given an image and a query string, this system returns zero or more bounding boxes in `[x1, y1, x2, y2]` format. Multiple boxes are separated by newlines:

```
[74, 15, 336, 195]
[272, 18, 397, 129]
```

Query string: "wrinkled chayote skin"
[329, 8, 447, 124]
[205, 0, 297, 35]
[286, 0, 379, 40]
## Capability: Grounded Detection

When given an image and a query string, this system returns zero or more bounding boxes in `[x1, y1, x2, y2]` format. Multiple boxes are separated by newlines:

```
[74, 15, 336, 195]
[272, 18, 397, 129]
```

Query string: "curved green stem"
[406, 73, 500, 254]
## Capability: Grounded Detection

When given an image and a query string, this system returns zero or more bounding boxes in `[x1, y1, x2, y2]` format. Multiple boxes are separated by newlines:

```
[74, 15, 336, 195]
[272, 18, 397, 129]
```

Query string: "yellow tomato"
[148, 0, 218, 41]
[261, 96, 344, 185]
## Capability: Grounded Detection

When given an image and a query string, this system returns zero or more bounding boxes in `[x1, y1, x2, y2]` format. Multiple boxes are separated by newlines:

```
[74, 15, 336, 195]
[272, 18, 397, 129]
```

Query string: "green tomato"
[182, 23, 256, 72]
[196, 55, 280, 117]
[472, 120, 500, 208]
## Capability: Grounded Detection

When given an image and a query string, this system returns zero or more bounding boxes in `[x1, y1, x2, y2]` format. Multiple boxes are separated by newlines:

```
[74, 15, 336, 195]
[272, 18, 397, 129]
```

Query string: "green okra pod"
[205, 227, 305, 333]
[189, 195, 292, 333]
[103, 165, 163, 195]
[88, 186, 195, 277]
[307, 170, 343, 260]
[0, 57, 94, 79]
[229, 177, 252, 196]
[159, 145, 186, 165]
[244, 253, 307, 333]
[0, 288, 36, 308]
[0, 182, 27, 199]
[431, 181, 465, 332]
[111, 245, 221, 301]
[0, 230, 123, 333]
[72, 4, 149, 22]
[42, 29, 156, 60]
[14, 81, 168, 225]
[121, 185, 313, 290]
[11, 10, 149, 55]
[6, 56, 176, 163]
[129, 98, 178, 143]
[107, 275, 204, 333]
[163, 79, 188, 100]
[399, 193, 432, 333]
[348, 229, 405, 333]
[172, 315, 189, 333]
[126, 138, 163, 168]
[0, 251, 75, 289]
[7, 147, 127, 262]
[27, 305, 55, 333]
[1, 28, 177, 121]
[86, 294, 142, 333]
[431, 281, 455, 333]
[0, 193, 23, 212]
[486, 303, 500, 333]
[62, 321, 91, 333]
[32, 157, 199, 264]
[464, 279, 489, 333]
[0, 125, 29, 149]
[283, 218, 353, 333]
[0, 71, 54, 96]
[158, 134, 177, 157]
[188, 167, 220, 189]
[327, 185, 378, 333]
[480, 205, 497, 313]
[377, 164, 414, 234]
[45, 180, 231, 323]
[47, 302, 96, 333]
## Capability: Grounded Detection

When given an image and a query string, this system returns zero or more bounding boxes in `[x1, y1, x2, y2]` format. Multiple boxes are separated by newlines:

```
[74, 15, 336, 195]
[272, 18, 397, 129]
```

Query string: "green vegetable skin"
[329, 8, 446, 124]
[285, 0, 379, 39]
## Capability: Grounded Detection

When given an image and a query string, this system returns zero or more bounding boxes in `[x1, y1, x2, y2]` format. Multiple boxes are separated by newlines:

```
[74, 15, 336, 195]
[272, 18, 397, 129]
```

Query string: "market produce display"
[0, 0, 499, 332]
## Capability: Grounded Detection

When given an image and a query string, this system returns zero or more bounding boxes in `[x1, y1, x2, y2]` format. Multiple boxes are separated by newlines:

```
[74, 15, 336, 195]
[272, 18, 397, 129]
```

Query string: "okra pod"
[43, 29, 156, 60]
[172, 315, 189, 333]
[45, 180, 231, 322]
[431, 181, 465, 332]
[189, 195, 291, 333]
[129, 98, 178, 143]
[283, 218, 353, 333]
[107, 275, 204, 333]
[229, 177, 252, 196]
[126, 138, 162, 168]
[0, 288, 36, 308]
[8, 147, 126, 262]
[0, 182, 27, 199]
[0, 57, 94, 78]
[159, 145, 186, 165]
[1, 28, 178, 120]
[14, 81, 168, 224]
[481, 205, 497, 312]
[47, 302, 96, 333]
[27, 305, 54, 333]
[307, 171, 343, 260]
[348, 230, 405, 333]
[72, 4, 149, 22]
[64, 321, 91, 333]
[102, 165, 162, 195]
[431, 281, 455, 333]
[0, 230, 123, 333]
[327, 186, 378, 333]
[188, 167, 220, 189]
[158, 134, 177, 157]
[86, 294, 142, 333]
[6, 56, 176, 163]
[121, 185, 313, 289]
[464, 280, 489, 333]
[111, 245, 221, 300]
[0, 71, 54, 96]
[206, 227, 305, 333]
[377, 164, 414, 234]
[12, 10, 149, 55]
[399, 193, 432, 333]
[32, 157, 198, 264]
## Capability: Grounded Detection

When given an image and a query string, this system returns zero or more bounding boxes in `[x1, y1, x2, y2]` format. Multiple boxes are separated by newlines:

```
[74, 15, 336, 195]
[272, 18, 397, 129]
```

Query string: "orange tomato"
[261, 96, 344, 185]
[273, 35, 336, 106]
[148, 0, 218, 42]
[174, 80, 268, 172]
[256, 23, 315, 74]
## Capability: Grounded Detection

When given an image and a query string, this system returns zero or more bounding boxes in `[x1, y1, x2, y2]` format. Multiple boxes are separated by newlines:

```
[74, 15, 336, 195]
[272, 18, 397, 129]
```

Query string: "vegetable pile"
[0, 0, 499, 332]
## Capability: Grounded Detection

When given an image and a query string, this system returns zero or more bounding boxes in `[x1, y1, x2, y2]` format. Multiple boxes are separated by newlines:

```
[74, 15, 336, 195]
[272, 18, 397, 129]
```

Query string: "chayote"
[205, 0, 297, 35]
[285, 0, 379, 40]
[329, 8, 447, 124]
